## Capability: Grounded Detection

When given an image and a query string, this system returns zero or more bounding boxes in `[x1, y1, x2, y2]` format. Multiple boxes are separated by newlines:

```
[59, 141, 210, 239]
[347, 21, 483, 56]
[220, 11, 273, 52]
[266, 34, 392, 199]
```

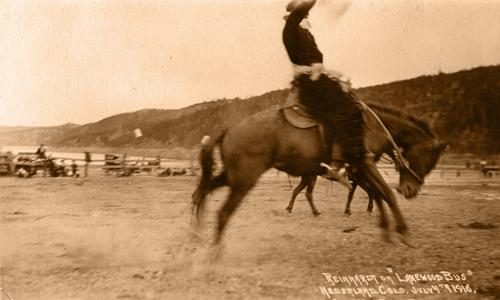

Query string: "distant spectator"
[479, 160, 487, 171]
[16, 167, 29, 178]
[71, 160, 78, 177]
[36, 144, 47, 159]
[84, 151, 91, 177]
[84, 151, 92, 163]
[479, 160, 488, 177]
[60, 160, 68, 176]
[9, 152, 15, 174]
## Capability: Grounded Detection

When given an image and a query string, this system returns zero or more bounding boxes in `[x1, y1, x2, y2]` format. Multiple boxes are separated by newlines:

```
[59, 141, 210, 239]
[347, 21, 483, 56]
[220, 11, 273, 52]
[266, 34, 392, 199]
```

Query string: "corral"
[0, 150, 195, 178]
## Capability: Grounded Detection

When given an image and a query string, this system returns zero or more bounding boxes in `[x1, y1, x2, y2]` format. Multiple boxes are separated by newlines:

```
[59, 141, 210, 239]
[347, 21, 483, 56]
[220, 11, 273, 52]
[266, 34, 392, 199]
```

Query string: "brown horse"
[192, 103, 446, 246]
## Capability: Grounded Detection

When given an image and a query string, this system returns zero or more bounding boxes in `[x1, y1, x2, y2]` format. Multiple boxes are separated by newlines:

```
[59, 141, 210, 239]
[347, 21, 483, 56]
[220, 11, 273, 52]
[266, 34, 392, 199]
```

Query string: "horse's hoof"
[285, 207, 293, 213]
[382, 231, 393, 244]
[378, 221, 389, 230]
[396, 224, 409, 235]
[344, 211, 352, 216]
[399, 234, 417, 249]
[186, 224, 205, 242]
[209, 243, 223, 263]
[400, 235, 417, 249]
[313, 211, 321, 217]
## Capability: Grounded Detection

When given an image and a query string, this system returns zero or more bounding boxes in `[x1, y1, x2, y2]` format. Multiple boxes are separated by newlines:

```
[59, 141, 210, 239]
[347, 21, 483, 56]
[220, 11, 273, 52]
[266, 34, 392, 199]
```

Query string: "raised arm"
[286, 0, 317, 26]
[283, 0, 322, 66]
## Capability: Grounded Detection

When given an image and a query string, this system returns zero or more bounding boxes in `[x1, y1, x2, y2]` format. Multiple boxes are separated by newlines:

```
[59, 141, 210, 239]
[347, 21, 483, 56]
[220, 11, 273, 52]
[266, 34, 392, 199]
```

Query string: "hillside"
[0, 123, 79, 147]
[0, 65, 498, 154]
[355, 66, 500, 153]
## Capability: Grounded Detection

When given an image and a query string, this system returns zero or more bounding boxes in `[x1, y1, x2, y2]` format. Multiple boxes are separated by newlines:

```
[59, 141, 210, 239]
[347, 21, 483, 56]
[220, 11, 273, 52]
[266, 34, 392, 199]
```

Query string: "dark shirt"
[283, 4, 323, 66]
[84, 152, 91, 163]
[36, 147, 46, 158]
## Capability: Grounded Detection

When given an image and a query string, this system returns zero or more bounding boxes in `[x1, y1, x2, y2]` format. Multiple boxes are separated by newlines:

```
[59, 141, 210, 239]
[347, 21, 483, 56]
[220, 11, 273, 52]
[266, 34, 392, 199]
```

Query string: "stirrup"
[320, 163, 352, 190]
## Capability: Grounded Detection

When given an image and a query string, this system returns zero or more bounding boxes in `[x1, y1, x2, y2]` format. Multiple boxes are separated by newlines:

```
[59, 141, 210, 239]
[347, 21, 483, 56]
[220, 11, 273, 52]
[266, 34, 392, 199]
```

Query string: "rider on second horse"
[283, 0, 366, 188]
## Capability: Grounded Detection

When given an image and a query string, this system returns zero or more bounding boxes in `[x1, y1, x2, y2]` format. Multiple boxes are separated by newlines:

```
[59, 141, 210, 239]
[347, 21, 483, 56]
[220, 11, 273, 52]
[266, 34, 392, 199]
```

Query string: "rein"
[362, 102, 425, 184]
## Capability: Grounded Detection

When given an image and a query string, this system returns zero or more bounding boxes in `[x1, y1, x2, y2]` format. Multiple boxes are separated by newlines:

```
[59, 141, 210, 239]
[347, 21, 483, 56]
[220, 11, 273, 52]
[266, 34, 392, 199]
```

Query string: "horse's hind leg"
[192, 171, 227, 224]
[215, 186, 250, 246]
[304, 176, 320, 216]
[286, 176, 309, 213]
[214, 164, 266, 246]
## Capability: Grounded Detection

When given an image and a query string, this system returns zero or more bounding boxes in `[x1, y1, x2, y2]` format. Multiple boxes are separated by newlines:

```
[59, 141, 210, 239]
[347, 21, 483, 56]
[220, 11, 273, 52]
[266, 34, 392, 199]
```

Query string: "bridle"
[363, 103, 439, 185]
[393, 138, 441, 184]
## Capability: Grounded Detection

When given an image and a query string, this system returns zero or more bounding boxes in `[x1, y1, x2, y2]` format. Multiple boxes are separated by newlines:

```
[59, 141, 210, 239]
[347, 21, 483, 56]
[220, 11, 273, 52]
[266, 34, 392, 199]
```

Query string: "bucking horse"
[192, 101, 446, 249]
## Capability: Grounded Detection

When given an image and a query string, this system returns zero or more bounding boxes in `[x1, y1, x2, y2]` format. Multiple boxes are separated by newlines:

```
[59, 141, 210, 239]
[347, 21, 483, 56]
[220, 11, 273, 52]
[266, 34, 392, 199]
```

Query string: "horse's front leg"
[367, 194, 374, 213]
[357, 180, 391, 242]
[372, 195, 391, 242]
[304, 176, 320, 216]
[344, 182, 358, 215]
[357, 158, 408, 236]
[286, 176, 309, 213]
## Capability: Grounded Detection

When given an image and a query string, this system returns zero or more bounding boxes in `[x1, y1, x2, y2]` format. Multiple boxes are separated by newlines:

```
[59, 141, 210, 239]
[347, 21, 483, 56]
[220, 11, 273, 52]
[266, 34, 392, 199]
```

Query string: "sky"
[1, 0, 499, 127]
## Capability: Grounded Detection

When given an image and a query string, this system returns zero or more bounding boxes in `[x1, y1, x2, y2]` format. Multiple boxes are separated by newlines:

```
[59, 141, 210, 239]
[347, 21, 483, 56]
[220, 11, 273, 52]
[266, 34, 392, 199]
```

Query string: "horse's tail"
[191, 131, 228, 221]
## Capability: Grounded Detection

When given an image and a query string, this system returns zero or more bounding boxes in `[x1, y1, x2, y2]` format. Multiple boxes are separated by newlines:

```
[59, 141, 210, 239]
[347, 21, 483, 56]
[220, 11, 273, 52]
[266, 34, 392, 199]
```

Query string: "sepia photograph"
[0, 0, 499, 299]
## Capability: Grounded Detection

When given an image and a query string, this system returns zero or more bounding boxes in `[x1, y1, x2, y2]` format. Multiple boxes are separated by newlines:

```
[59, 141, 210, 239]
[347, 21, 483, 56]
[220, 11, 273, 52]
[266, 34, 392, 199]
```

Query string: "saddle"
[280, 98, 374, 163]
[280, 102, 333, 161]
[280, 99, 370, 129]
[280, 102, 318, 129]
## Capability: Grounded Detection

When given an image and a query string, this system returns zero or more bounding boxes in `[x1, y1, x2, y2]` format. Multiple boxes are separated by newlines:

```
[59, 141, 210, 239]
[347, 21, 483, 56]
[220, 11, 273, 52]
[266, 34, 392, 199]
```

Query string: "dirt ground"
[1, 169, 499, 300]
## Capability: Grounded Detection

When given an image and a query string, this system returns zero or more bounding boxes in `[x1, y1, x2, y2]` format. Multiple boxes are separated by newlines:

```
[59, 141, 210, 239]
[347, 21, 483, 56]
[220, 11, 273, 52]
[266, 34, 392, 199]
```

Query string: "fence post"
[154, 155, 161, 174]
[84, 151, 91, 177]
[122, 153, 127, 174]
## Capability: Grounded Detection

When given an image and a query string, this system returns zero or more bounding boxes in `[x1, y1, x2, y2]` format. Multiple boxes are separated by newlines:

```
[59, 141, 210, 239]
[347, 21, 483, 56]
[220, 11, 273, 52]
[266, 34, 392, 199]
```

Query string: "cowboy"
[71, 160, 78, 177]
[283, 0, 369, 188]
[36, 144, 47, 159]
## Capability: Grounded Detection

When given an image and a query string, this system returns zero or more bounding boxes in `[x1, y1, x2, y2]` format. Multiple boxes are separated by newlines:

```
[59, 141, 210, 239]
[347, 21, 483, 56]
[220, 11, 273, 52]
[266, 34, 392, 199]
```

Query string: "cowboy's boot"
[320, 160, 352, 190]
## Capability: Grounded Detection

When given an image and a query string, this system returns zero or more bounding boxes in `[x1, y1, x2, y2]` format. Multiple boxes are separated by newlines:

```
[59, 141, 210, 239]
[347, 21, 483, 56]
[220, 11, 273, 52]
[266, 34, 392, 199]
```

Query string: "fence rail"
[2, 152, 196, 178]
[3, 151, 499, 179]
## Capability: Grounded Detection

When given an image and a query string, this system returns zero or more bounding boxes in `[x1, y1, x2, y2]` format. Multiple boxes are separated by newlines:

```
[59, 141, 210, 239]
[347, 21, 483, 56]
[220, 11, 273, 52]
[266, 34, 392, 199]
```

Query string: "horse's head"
[397, 139, 448, 198]
[365, 103, 447, 198]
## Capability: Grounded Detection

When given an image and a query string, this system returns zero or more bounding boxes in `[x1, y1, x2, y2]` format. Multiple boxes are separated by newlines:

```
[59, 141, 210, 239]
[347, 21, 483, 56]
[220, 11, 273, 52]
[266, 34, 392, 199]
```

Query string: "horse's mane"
[366, 102, 435, 137]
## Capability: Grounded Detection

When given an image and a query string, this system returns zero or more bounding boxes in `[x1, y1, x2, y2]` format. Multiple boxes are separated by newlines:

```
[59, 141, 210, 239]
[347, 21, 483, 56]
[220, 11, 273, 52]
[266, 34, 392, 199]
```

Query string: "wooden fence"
[11, 153, 197, 178]
[5, 151, 499, 180]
